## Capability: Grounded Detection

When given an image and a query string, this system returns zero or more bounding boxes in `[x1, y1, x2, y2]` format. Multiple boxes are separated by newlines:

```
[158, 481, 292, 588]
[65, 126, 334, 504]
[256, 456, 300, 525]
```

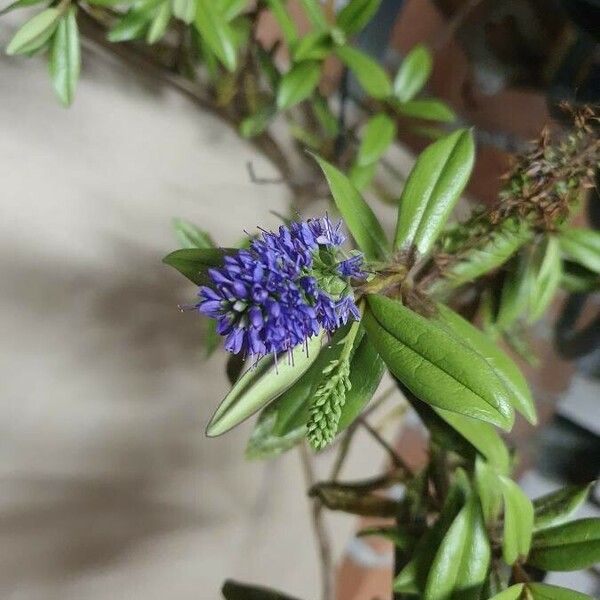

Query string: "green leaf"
[107, 2, 157, 42]
[6, 8, 61, 55]
[496, 253, 534, 330]
[312, 154, 388, 259]
[433, 217, 532, 292]
[265, 0, 298, 46]
[0, 0, 45, 18]
[298, 0, 327, 30]
[424, 493, 490, 600]
[501, 476, 534, 565]
[334, 45, 392, 99]
[356, 113, 396, 166]
[364, 295, 514, 430]
[527, 583, 594, 600]
[394, 98, 455, 122]
[394, 479, 466, 594]
[312, 94, 339, 136]
[357, 526, 414, 548]
[146, 0, 171, 43]
[528, 236, 562, 323]
[276, 61, 321, 109]
[206, 333, 325, 437]
[292, 31, 331, 61]
[171, 0, 195, 24]
[533, 483, 593, 531]
[349, 162, 377, 191]
[220, 0, 246, 21]
[527, 518, 600, 571]
[559, 228, 600, 274]
[486, 584, 524, 600]
[195, 0, 237, 71]
[475, 456, 504, 525]
[172, 218, 216, 249]
[49, 7, 80, 107]
[394, 129, 474, 258]
[336, 0, 380, 36]
[435, 303, 536, 424]
[393, 45, 432, 102]
[240, 105, 275, 138]
[222, 579, 301, 600]
[561, 260, 600, 293]
[162, 247, 233, 285]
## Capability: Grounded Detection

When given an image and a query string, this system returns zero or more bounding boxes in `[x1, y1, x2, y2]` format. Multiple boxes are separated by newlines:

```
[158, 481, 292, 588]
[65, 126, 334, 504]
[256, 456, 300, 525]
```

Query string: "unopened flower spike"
[196, 216, 365, 360]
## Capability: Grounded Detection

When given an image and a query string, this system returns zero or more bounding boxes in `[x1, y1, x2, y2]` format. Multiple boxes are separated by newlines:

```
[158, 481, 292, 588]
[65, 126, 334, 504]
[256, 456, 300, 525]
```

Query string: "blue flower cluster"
[197, 217, 364, 359]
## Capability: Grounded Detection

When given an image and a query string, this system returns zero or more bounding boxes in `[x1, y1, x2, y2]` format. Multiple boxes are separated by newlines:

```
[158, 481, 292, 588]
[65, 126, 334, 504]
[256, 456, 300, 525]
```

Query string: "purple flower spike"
[196, 216, 365, 359]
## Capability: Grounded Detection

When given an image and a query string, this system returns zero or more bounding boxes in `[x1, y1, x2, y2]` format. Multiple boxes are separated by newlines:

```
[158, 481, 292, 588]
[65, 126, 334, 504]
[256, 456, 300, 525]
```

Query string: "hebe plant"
[5, 0, 599, 598]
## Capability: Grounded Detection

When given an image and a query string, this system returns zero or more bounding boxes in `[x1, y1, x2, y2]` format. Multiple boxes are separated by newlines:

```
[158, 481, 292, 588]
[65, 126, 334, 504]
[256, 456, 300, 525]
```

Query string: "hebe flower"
[197, 216, 364, 360]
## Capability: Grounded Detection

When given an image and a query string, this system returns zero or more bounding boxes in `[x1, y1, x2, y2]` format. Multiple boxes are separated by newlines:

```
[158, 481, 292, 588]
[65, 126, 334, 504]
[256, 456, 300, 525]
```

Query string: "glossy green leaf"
[424, 493, 490, 600]
[527, 583, 594, 600]
[292, 31, 331, 61]
[299, 0, 327, 30]
[487, 584, 524, 600]
[528, 518, 600, 571]
[534, 483, 593, 531]
[559, 228, 600, 274]
[195, 0, 237, 71]
[265, 0, 298, 46]
[475, 456, 504, 525]
[0, 0, 44, 18]
[496, 253, 534, 330]
[394, 129, 475, 258]
[222, 579, 301, 600]
[171, 0, 195, 23]
[356, 113, 396, 166]
[335, 45, 392, 99]
[107, 1, 158, 42]
[337, 334, 384, 431]
[172, 218, 215, 249]
[528, 237, 562, 323]
[312, 154, 388, 259]
[206, 333, 324, 437]
[365, 295, 514, 429]
[394, 479, 466, 594]
[6, 8, 61, 55]
[276, 61, 321, 109]
[433, 217, 532, 291]
[146, 0, 171, 43]
[49, 7, 80, 107]
[394, 98, 455, 122]
[336, 0, 380, 36]
[436, 303, 536, 424]
[393, 45, 432, 102]
[349, 162, 376, 192]
[501, 476, 534, 565]
[162, 247, 233, 285]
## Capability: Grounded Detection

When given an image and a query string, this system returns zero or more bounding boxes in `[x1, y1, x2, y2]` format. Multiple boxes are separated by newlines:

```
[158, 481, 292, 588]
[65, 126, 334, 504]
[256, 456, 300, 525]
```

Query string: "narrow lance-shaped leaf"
[527, 583, 595, 600]
[336, 0, 381, 36]
[475, 456, 504, 525]
[496, 252, 534, 330]
[49, 6, 81, 107]
[220, 0, 246, 21]
[171, 0, 195, 24]
[172, 218, 216, 249]
[527, 517, 600, 571]
[393, 44, 432, 102]
[559, 228, 600, 274]
[334, 45, 392, 99]
[435, 303, 536, 424]
[6, 8, 61, 55]
[393, 98, 455, 122]
[312, 154, 388, 259]
[276, 61, 321, 110]
[265, 0, 298, 46]
[0, 0, 45, 17]
[292, 31, 331, 61]
[206, 333, 325, 437]
[501, 475, 534, 565]
[349, 162, 377, 192]
[146, 0, 172, 43]
[394, 129, 475, 258]
[195, 0, 237, 72]
[533, 483, 593, 531]
[356, 113, 397, 167]
[162, 247, 234, 285]
[298, 0, 328, 30]
[107, 1, 159, 42]
[486, 585, 525, 600]
[528, 236, 562, 323]
[364, 295, 514, 430]
[424, 492, 490, 600]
